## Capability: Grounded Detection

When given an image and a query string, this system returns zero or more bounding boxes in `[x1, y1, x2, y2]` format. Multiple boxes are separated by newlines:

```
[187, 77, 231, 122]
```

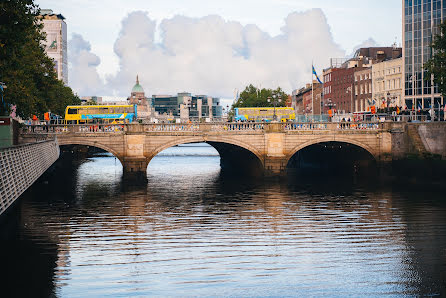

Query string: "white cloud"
[68, 33, 105, 96]
[348, 37, 380, 57]
[100, 9, 345, 99]
[69, 9, 369, 98]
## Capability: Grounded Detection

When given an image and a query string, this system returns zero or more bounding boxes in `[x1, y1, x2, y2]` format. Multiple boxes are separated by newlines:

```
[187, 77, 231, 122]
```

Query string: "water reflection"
[0, 144, 445, 296]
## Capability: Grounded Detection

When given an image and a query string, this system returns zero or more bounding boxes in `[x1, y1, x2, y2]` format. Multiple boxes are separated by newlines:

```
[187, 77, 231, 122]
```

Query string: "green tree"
[229, 84, 288, 118]
[425, 21, 446, 97]
[0, 0, 80, 118]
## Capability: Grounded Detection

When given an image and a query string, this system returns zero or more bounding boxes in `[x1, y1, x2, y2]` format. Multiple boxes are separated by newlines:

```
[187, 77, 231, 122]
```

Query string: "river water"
[1, 144, 445, 297]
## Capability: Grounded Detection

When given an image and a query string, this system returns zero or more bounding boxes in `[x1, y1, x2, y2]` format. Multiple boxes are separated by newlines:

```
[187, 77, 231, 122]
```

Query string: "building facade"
[354, 68, 373, 112]
[152, 93, 223, 121]
[372, 57, 404, 109]
[291, 82, 322, 115]
[38, 9, 67, 84]
[80, 96, 103, 105]
[323, 67, 359, 114]
[323, 47, 402, 113]
[128, 76, 152, 119]
[403, 0, 445, 110]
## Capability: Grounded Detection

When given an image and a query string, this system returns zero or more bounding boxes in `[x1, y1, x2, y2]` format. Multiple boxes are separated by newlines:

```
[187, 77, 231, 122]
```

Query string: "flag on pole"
[312, 65, 323, 84]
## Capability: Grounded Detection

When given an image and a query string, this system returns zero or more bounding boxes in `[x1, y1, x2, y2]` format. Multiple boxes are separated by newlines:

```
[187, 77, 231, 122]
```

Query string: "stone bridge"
[19, 122, 446, 177]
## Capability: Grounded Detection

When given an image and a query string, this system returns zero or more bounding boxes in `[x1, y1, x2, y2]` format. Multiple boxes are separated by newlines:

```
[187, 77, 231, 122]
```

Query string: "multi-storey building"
[323, 67, 359, 114]
[323, 47, 402, 113]
[354, 68, 373, 112]
[403, 0, 444, 110]
[38, 9, 67, 84]
[151, 92, 223, 120]
[372, 57, 404, 109]
[291, 82, 322, 115]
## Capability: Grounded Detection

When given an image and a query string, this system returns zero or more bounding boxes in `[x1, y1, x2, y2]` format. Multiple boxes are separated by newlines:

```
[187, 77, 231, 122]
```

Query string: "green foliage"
[229, 84, 288, 118]
[425, 20, 446, 97]
[0, 0, 80, 118]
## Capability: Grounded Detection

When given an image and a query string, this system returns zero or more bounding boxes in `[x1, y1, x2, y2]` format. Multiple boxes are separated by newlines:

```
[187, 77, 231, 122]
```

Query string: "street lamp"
[346, 84, 353, 113]
[268, 94, 280, 122]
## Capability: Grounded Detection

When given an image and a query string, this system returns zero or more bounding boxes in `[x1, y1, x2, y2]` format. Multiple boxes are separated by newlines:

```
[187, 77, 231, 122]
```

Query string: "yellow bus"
[64, 105, 137, 124]
[234, 107, 295, 122]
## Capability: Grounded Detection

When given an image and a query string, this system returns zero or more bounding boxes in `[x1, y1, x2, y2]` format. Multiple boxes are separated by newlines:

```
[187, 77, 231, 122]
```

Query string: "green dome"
[131, 75, 145, 93]
[132, 83, 144, 93]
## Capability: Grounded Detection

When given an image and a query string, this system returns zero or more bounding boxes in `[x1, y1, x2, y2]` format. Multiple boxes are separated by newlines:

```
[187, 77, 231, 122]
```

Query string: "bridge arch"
[57, 140, 124, 165]
[286, 136, 378, 166]
[150, 136, 264, 165]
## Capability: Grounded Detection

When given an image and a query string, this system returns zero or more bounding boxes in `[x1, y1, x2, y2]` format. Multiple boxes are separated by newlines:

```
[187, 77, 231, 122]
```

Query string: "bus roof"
[65, 104, 134, 109]
[236, 107, 293, 110]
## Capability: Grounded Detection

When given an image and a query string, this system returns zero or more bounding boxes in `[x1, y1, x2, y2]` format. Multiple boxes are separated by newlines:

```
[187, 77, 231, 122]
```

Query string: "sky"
[36, 0, 402, 103]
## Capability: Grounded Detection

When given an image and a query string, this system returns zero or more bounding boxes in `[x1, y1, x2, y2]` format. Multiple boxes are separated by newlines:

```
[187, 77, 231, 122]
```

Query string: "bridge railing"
[20, 122, 384, 134]
[283, 122, 381, 131]
[142, 123, 266, 132]
[21, 124, 125, 134]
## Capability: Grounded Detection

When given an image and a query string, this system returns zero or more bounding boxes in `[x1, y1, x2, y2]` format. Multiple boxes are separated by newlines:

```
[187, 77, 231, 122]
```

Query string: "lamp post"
[346, 84, 353, 113]
[268, 94, 280, 122]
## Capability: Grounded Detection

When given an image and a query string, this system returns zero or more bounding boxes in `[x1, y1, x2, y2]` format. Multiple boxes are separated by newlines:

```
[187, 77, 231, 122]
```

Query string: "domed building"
[129, 75, 146, 105]
[128, 75, 152, 119]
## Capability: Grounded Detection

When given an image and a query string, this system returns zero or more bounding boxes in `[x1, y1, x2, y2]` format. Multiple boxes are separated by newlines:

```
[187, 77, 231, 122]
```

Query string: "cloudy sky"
[36, 0, 402, 101]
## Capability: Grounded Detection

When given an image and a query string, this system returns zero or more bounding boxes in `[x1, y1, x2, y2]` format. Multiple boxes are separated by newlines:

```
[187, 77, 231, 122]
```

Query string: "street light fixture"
[267, 94, 280, 122]
[346, 84, 353, 113]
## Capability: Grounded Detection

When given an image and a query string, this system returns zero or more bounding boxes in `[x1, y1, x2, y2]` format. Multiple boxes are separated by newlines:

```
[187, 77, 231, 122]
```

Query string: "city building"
[403, 0, 444, 110]
[80, 96, 103, 105]
[323, 47, 402, 113]
[354, 68, 372, 112]
[372, 57, 403, 109]
[291, 82, 322, 115]
[38, 9, 67, 84]
[127, 75, 152, 119]
[151, 92, 223, 121]
[323, 67, 359, 113]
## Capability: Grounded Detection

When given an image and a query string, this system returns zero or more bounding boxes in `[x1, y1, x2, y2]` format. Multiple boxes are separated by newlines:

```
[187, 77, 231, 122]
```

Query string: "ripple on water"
[2, 146, 446, 297]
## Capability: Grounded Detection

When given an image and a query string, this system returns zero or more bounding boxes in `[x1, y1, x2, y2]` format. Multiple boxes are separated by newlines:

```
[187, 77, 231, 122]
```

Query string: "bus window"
[99, 107, 109, 114]
[68, 108, 78, 114]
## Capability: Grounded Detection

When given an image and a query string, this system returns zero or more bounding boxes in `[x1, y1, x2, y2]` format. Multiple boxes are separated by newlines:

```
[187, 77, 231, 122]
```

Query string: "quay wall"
[0, 140, 59, 216]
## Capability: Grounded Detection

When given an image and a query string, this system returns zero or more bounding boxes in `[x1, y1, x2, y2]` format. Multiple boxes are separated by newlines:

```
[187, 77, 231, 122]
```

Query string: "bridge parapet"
[20, 122, 384, 135]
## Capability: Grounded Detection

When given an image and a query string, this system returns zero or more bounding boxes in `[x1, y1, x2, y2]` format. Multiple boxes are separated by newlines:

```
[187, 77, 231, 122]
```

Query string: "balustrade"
[20, 121, 384, 135]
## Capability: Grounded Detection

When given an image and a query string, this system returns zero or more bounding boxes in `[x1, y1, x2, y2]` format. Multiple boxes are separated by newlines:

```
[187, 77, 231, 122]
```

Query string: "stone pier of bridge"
[18, 121, 446, 178]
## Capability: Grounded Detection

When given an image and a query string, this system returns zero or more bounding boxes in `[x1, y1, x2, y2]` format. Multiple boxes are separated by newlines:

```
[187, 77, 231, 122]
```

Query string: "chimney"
[376, 51, 386, 62]
[392, 47, 402, 59]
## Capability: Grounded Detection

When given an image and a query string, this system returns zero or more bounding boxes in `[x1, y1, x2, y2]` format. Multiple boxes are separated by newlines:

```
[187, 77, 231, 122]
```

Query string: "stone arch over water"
[149, 137, 264, 175]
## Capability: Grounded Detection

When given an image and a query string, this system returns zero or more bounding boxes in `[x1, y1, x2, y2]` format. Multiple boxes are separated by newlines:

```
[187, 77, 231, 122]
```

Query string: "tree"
[425, 21, 446, 97]
[230, 84, 288, 117]
[0, 0, 80, 118]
